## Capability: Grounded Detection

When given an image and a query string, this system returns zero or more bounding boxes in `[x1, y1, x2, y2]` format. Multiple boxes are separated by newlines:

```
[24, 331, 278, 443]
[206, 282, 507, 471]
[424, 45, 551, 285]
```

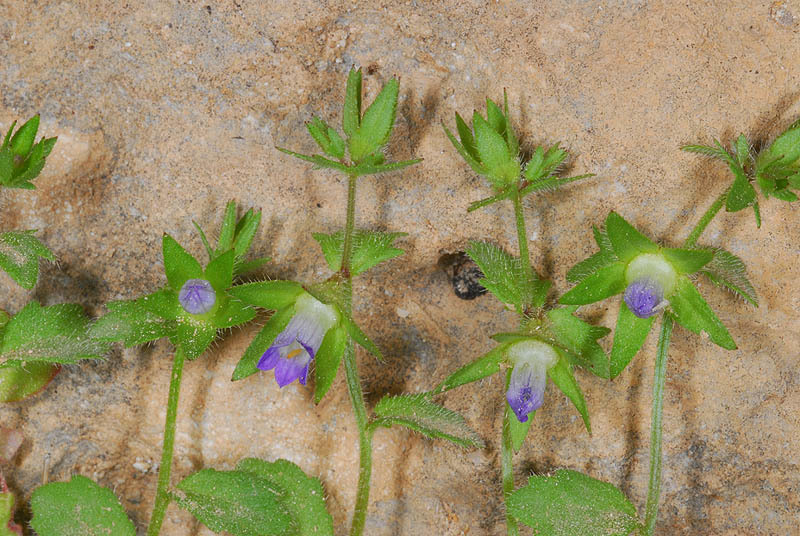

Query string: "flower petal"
[506, 361, 547, 422]
[624, 277, 665, 318]
[257, 346, 281, 371]
[274, 356, 311, 387]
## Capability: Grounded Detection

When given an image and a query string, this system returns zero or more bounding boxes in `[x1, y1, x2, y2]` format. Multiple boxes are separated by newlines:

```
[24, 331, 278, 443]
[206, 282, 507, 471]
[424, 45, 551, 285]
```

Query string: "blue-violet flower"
[506, 340, 560, 422]
[258, 293, 339, 387]
[623, 253, 676, 319]
[179, 278, 216, 315]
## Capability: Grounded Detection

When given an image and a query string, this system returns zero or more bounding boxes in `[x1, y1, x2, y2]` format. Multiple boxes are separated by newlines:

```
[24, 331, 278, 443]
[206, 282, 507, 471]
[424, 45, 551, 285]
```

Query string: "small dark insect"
[438, 252, 486, 300]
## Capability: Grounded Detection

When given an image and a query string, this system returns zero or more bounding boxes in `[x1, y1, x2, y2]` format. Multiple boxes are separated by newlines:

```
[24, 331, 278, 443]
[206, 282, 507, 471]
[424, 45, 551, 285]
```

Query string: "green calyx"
[625, 253, 678, 297]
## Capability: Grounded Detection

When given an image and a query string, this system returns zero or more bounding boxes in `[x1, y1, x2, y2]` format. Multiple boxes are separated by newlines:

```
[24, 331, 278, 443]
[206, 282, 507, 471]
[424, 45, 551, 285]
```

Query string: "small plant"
[435, 93, 604, 535]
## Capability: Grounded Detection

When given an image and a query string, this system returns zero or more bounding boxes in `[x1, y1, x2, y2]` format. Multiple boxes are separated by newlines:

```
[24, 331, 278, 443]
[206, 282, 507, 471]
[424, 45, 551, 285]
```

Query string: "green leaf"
[559, 261, 626, 305]
[313, 326, 347, 403]
[661, 247, 713, 274]
[503, 89, 519, 157]
[312, 230, 405, 276]
[174, 322, 217, 360]
[232, 306, 294, 381]
[519, 173, 595, 197]
[473, 113, 518, 188]
[348, 78, 399, 163]
[193, 220, 214, 259]
[162, 234, 203, 290]
[229, 281, 305, 311]
[233, 208, 263, 261]
[681, 142, 732, 162]
[485, 98, 505, 135]
[212, 295, 257, 330]
[90, 291, 178, 347]
[432, 344, 506, 394]
[9, 115, 39, 157]
[465, 241, 548, 311]
[340, 313, 382, 362]
[735, 134, 750, 167]
[275, 147, 350, 173]
[0, 362, 59, 402]
[609, 301, 654, 378]
[235, 458, 334, 536]
[306, 116, 345, 160]
[455, 112, 479, 162]
[547, 353, 591, 433]
[670, 277, 736, 350]
[0, 302, 108, 366]
[566, 226, 617, 284]
[342, 68, 362, 138]
[466, 185, 515, 212]
[0, 230, 55, 289]
[373, 393, 484, 449]
[443, 121, 486, 176]
[204, 249, 235, 293]
[759, 122, 800, 167]
[216, 201, 237, 255]
[546, 307, 610, 379]
[174, 468, 294, 536]
[604, 212, 657, 262]
[30, 475, 135, 536]
[523, 143, 568, 182]
[507, 469, 641, 536]
[726, 165, 756, 212]
[701, 248, 758, 306]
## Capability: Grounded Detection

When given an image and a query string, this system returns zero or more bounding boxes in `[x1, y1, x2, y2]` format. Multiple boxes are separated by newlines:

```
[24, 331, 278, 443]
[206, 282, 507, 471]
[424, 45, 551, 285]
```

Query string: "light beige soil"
[1, 1, 799, 534]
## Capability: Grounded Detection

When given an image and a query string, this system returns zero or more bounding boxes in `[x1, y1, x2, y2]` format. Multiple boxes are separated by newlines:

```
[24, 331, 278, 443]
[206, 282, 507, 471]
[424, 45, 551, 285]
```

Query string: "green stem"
[684, 188, 729, 248]
[501, 397, 520, 536]
[512, 189, 535, 292]
[147, 347, 186, 536]
[339, 173, 373, 536]
[643, 314, 673, 536]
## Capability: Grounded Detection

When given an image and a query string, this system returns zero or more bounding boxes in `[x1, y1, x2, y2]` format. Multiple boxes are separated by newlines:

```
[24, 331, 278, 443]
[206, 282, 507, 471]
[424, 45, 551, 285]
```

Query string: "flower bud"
[178, 279, 216, 315]
[623, 253, 676, 319]
[505, 340, 560, 423]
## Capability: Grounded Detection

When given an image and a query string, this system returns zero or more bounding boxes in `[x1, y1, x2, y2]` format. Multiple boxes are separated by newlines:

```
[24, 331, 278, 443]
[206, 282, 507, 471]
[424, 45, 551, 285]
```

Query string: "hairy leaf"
[701, 248, 758, 306]
[0, 230, 54, 289]
[313, 230, 405, 276]
[374, 393, 484, 448]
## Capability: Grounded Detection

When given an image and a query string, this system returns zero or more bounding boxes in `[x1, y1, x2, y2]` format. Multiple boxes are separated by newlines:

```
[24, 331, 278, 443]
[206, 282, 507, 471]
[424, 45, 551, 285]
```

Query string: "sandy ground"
[1, 1, 799, 534]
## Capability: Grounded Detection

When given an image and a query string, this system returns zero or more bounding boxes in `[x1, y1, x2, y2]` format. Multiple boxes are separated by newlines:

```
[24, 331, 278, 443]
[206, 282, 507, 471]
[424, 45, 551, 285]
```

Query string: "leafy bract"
[229, 281, 305, 311]
[661, 247, 713, 274]
[0, 362, 59, 402]
[373, 393, 484, 448]
[432, 344, 507, 394]
[0, 302, 107, 367]
[232, 305, 295, 381]
[313, 325, 347, 403]
[566, 226, 617, 283]
[307, 116, 345, 159]
[90, 290, 178, 347]
[313, 230, 405, 276]
[609, 301, 654, 378]
[348, 78, 399, 163]
[0, 231, 54, 289]
[670, 277, 736, 350]
[701, 248, 757, 306]
[604, 212, 658, 262]
[30, 475, 135, 536]
[547, 353, 591, 433]
[507, 470, 641, 536]
[559, 261, 626, 305]
[546, 306, 610, 379]
[174, 458, 333, 536]
[466, 241, 549, 311]
[0, 116, 57, 190]
[163, 234, 203, 290]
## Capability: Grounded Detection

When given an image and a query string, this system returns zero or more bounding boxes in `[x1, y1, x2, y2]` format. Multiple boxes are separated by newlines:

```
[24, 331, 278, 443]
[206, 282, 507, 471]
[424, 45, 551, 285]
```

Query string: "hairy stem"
[512, 189, 535, 297]
[147, 347, 186, 536]
[684, 188, 729, 248]
[644, 313, 674, 536]
[339, 173, 373, 536]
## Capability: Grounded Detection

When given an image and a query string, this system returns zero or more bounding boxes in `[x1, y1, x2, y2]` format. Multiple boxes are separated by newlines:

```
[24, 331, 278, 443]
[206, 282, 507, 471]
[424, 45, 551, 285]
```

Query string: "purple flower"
[505, 340, 559, 423]
[179, 279, 216, 315]
[624, 277, 665, 318]
[258, 293, 339, 388]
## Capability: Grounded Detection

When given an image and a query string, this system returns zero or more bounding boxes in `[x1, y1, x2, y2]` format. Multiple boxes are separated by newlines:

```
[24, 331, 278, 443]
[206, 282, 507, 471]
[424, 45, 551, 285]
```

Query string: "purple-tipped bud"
[178, 279, 216, 315]
[258, 293, 339, 388]
[624, 278, 664, 318]
[505, 340, 560, 423]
